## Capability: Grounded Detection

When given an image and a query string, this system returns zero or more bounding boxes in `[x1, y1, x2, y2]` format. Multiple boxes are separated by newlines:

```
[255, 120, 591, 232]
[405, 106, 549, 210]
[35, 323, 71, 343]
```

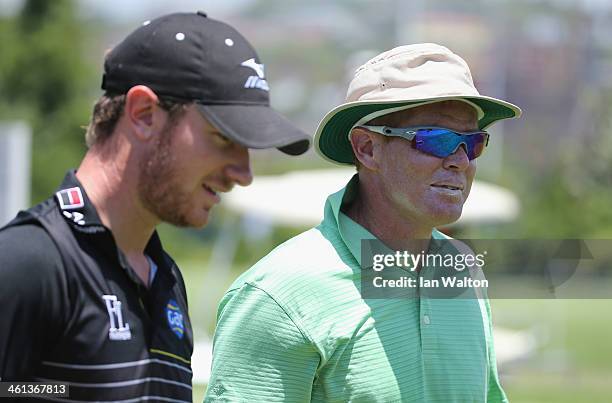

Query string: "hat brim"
[197, 104, 311, 156]
[314, 95, 522, 165]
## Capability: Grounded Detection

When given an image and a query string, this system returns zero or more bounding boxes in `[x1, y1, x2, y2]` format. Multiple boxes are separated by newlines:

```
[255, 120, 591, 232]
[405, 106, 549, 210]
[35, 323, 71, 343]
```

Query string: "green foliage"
[510, 89, 612, 238]
[0, 0, 93, 203]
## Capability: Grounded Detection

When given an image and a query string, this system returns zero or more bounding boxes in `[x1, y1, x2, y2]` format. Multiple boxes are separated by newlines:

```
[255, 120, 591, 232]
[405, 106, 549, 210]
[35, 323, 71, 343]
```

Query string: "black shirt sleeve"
[0, 223, 65, 380]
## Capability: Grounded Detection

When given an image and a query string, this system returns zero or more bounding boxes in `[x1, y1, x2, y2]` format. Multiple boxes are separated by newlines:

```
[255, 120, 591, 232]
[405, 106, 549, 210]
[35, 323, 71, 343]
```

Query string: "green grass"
[504, 372, 612, 403]
[492, 299, 612, 402]
[180, 259, 253, 335]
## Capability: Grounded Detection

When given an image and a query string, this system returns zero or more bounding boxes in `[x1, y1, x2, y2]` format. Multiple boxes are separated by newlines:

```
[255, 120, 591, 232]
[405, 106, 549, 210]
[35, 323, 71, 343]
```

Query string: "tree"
[0, 0, 94, 203]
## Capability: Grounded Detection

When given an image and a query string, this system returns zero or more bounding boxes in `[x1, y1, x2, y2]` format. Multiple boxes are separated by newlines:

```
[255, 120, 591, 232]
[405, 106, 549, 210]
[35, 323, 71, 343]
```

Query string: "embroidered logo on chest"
[166, 299, 185, 339]
[102, 294, 132, 341]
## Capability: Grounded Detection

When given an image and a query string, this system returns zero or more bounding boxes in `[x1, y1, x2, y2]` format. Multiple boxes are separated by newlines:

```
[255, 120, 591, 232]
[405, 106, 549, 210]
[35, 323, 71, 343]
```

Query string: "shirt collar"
[54, 170, 175, 287]
[322, 173, 448, 266]
[322, 174, 376, 266]
[55, 169, 105, 229]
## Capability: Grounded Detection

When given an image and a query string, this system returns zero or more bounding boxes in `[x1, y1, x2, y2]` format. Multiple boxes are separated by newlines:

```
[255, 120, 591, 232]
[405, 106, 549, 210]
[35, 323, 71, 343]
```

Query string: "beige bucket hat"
[314, 43, 522, 165]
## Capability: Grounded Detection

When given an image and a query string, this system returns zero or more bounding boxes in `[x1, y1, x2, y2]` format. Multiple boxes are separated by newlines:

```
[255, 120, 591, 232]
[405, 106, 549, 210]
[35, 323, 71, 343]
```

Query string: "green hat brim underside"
[316, 97, 519, 165]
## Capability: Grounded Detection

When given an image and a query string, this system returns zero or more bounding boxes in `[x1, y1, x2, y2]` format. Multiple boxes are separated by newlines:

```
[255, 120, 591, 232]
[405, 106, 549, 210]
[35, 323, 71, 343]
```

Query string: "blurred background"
[1, 0, 612, 401]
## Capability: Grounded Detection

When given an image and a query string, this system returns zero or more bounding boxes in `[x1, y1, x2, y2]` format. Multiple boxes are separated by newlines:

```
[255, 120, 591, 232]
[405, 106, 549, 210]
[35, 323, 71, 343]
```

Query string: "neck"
[344, 173, 433, 254]
[76, 142, 158, 283]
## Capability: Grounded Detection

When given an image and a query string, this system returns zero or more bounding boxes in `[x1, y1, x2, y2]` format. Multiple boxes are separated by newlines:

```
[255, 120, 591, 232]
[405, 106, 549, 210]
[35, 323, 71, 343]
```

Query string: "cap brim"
[197, 104, 311, 156]
[314, 95, 522, 165]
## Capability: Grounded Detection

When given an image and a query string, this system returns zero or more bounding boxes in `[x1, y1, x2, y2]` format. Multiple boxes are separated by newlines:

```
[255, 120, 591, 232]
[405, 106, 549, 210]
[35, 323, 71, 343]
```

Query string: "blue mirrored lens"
[414, 129, 487, 160]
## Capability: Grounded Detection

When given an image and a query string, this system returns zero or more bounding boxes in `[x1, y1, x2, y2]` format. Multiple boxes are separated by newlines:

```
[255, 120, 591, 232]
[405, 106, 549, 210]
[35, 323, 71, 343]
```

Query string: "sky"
[0, 0, 255, 20]
[77, 0, 255, 21]
[1, 0, 611, 20]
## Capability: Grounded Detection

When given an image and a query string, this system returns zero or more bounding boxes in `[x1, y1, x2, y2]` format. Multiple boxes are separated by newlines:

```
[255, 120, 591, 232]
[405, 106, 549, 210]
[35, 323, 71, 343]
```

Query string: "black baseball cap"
[102, 11, 310, 155]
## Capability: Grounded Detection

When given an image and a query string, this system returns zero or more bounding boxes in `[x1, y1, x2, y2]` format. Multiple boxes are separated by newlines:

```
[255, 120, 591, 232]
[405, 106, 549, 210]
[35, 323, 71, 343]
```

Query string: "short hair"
[85, 94, 188, 148]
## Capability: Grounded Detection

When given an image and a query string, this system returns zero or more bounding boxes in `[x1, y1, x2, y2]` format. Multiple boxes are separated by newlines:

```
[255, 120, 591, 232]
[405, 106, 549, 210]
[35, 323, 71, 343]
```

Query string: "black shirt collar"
[55, 169, 105, 229]
[54, 170, 176, 288]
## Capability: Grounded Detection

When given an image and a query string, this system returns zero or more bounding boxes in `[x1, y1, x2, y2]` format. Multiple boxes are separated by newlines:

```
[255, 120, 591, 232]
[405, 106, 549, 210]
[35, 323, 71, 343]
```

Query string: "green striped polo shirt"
[205, 175, 507, 403]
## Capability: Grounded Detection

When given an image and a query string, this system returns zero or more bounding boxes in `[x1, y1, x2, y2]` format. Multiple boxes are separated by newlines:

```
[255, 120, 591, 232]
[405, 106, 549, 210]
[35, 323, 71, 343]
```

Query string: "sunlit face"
[374, 101, 479, 229]
[138, 105, 252, 228]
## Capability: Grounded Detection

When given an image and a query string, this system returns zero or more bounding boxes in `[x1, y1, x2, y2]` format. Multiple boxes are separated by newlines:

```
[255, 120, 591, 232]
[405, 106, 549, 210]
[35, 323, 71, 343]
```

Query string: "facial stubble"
[138, 123, 194, 227]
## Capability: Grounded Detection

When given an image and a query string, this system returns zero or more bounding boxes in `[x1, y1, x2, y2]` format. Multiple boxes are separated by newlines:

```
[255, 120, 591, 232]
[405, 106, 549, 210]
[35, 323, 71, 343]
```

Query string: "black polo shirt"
[0, 171, 193, 401]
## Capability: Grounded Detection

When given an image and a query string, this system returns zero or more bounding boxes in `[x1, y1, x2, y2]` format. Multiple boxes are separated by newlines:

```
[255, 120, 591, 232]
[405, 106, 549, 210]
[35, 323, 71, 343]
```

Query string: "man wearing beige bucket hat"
[205, 44, 521, 402]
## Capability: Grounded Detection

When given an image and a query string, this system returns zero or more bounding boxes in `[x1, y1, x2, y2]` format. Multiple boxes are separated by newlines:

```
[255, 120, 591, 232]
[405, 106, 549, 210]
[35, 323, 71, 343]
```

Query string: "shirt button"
[423, 315, 431, 325]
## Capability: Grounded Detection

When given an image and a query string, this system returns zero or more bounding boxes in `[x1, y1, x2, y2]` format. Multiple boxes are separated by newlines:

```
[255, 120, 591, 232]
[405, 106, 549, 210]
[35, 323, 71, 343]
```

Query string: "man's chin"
[190, 219, 210, 229]
[432, 209, 463, 227]
[182, 213, 211, 229]
[159, 209, 211, 229]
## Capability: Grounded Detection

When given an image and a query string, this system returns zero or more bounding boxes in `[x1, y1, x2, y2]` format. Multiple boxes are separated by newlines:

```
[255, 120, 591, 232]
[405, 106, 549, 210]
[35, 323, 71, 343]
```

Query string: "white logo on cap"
[240, 58, 269, 91]
[241, 58, 265, 78]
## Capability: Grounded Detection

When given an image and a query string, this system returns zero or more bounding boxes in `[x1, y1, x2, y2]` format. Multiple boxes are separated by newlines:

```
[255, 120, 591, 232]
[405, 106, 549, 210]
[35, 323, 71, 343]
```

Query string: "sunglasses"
[357, 126, 489, 160]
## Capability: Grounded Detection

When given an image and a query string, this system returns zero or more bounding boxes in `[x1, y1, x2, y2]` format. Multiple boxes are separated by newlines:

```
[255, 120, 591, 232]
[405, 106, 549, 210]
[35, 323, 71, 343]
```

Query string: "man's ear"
[350, 127, 384, 171]
[124, 85, 163, 141]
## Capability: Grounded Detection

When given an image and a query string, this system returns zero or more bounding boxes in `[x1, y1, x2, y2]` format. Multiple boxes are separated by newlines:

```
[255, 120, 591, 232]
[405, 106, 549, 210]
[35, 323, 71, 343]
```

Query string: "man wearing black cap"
[0, 12, 309, 401]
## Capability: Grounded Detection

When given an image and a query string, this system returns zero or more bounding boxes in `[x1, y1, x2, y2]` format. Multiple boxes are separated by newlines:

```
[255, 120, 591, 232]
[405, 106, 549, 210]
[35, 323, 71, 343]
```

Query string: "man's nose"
[442, 144, 470, 171]
[226, 146, 253, 187]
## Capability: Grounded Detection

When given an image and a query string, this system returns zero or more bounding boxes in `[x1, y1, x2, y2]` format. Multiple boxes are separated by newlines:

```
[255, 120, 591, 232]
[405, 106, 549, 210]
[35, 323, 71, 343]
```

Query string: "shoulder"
[0, 222, 65, 313]
[229, 227, 350, 292]
[220, 226, 366, 338]
[0, 222, 62, 274]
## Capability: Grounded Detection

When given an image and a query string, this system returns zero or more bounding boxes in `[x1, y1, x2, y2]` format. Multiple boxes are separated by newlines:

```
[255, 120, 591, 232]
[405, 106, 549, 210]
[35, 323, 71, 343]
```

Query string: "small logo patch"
[56, 187, 84, 210]
[166, 299, 184, 339]
[241, 58, 265, 78]
[63, 211, 85, 226]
